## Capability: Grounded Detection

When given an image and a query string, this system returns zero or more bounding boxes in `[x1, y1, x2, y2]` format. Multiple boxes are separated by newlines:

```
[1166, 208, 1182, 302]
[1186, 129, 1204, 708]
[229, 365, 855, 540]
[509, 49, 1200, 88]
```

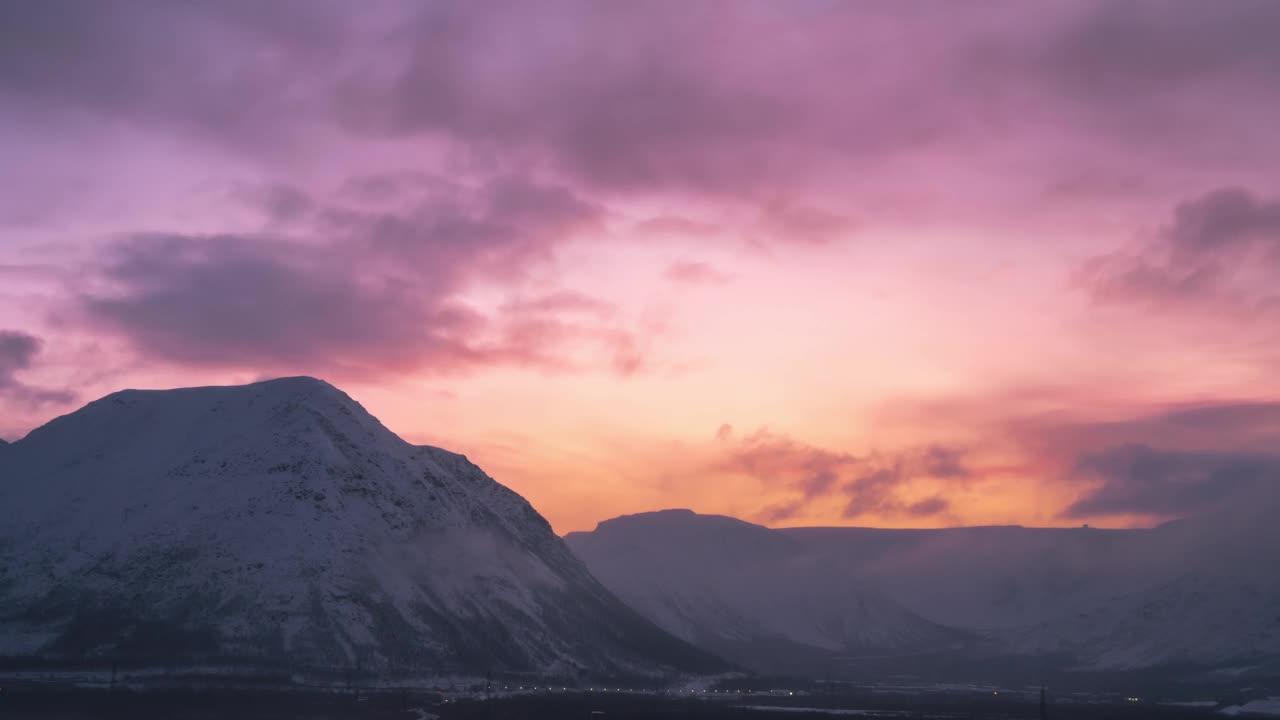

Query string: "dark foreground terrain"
[0, 686, 1236, 720]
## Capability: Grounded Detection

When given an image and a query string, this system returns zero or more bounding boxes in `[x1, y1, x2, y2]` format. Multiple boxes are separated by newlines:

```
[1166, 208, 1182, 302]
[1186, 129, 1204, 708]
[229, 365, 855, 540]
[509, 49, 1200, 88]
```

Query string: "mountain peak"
[592, 508, 767, 533]
[93, 374, 344, 407]
[0, 379, 725, 676]
[10, 374, 393, 477]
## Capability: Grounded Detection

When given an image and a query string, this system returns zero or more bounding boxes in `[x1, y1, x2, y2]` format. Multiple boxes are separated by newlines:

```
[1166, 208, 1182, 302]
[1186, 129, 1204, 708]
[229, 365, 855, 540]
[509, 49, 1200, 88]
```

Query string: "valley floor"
[0, 685, 1260, 720]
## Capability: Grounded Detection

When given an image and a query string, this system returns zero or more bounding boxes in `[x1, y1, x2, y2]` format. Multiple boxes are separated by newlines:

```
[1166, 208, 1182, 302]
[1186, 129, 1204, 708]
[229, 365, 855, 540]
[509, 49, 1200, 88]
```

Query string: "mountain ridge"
[0, 377, 727, 678]
[566, 507, 1280, 676]
[566, 508, 973, 676]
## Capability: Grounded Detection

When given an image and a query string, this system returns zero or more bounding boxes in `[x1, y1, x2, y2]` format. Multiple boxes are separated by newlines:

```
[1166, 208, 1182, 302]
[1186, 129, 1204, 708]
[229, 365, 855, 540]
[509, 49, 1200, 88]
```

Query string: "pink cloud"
[664, 261, 731, 285]
[715, 429, 971, 523]
[1081, 187, 1280, 315]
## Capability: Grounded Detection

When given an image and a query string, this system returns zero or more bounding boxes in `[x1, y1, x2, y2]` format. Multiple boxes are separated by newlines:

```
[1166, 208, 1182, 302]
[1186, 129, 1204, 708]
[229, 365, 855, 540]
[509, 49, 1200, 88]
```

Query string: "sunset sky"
[3, 1, 1280, 533]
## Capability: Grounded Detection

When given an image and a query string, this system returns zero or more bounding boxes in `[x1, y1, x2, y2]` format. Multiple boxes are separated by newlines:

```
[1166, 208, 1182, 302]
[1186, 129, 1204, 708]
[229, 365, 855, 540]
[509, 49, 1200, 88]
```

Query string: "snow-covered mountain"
[566, 509, 1280, 675]
[0, 378, 725, 678]
[991, 507, 1280, 670]
[564, 510, 973, 675]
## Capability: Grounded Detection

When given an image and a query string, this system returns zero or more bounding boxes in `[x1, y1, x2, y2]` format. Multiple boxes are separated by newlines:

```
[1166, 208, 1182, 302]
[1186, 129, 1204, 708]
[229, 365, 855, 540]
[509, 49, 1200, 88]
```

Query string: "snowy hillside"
[779, 525, 1154, 631]
[0, 378, 725, 677]
[567, 509, 1280, 674]
[993, 506, 1280, 669]
[564, 510, 972, 674]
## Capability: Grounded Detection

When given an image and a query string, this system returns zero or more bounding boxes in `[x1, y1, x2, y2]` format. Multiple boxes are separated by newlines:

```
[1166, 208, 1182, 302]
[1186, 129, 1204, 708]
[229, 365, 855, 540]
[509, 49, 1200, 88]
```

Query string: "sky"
[3, 0, 1280, 534]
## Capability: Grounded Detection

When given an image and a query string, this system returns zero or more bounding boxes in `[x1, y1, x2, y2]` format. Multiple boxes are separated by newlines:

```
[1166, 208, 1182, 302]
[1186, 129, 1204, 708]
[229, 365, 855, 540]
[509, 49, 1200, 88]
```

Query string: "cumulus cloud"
[907, 496, 949, 516]
[74, 174, 632, 378]
[722, 430, 858, 505]
[0, 331, 42, 386]
[6, 0, 1280, 184]
[1057, 401, 1280, 455]
[0, 0, 346, 152]
[842, 447, 970, 520]
[80, 234, 481, 375]
[1082, 188, 1280, 309]
[978, 399, 1280, 522]
[715, 429, 969, 523]
[1165, 188, 1280, 257]
[336, 2, 1280, 198]
[1039, 1, 1280, 101]
[13, 2, 1276, 200]
[337, 2, 827, 196]
[918, 445, 972, 479]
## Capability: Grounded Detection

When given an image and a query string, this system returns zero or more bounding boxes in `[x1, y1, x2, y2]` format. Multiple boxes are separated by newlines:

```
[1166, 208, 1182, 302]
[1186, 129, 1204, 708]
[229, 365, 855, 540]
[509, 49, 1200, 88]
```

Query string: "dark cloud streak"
[1082, 187, 1280, 310]
[716, 429, 969, 523]
[0, 330, 75, 409]
[75, 173, 631, 378]
[1067, 444, 1280, 519]
[0, 0, 347, 152]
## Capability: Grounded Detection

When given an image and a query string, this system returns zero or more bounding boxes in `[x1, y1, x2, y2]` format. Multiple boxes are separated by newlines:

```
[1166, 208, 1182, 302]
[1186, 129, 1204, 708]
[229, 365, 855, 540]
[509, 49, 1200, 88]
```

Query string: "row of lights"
[481, 686, 1142, 704]
[493, 686, 796, 696]
[500, 686, 569, 691]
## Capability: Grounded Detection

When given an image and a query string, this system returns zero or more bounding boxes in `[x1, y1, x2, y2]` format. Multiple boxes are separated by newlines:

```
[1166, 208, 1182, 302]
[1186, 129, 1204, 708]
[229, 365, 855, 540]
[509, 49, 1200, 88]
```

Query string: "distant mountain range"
[0, 377, 725, 679]
[566, 508, 1280, 678]
[4, 376, 1276, 686]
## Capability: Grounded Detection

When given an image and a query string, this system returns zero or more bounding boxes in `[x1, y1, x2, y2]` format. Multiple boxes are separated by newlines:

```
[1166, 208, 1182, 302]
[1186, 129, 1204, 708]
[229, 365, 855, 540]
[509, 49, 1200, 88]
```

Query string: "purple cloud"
[0, 330, 74, 409]
[4, 1, 1278, 198]
[79, 233, 480, 375]
[755, 203, 856, 246]
[0, 0, 346, 153]
[1040, 1, 1280, 100]
[664, 261, 731, 286]
[720, 430, 859, 506]
[1082, 188, 1280, 309]
[1067, 444, 1280, 519]
[73, 173, 626, 378]
[841, 447, 970, 520]
[907, 496, 950, 517]
[717, 430, 968, 522]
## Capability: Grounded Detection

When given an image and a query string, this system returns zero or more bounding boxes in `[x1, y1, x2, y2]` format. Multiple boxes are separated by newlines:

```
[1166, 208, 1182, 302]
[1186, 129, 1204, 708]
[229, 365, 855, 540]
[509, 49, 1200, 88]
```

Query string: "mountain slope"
[994, 505, 1280, 670]
[0, 377, 725, 677]
[785, 514, 1280, 670]
[778, 525, 1153, 631]
[567, 509, 1280, 676]
[565, 510, 971, 674]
